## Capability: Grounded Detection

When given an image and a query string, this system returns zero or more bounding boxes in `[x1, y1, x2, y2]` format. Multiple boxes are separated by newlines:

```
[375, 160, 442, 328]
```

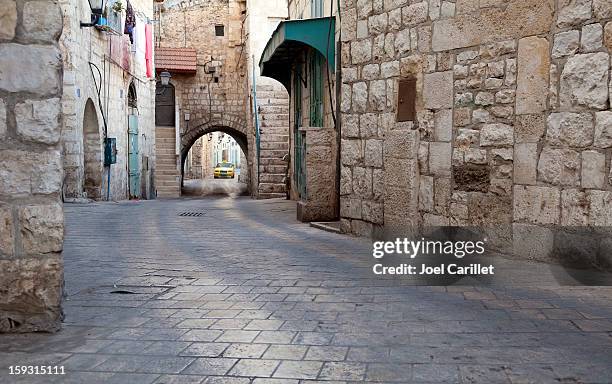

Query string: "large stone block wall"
[0, 0, 64, 332]
[60, 0, 156, 201]
[340, 0, 612, 268]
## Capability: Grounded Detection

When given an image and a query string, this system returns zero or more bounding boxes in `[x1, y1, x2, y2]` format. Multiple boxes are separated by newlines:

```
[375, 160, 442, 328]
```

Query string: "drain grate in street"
[178, 211, 205, 217]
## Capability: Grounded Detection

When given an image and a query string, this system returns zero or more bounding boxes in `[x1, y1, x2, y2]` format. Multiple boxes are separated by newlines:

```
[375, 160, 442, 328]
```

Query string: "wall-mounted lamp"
[160, 71, 171, 86]
[156, 70, 172, 95]
[80, 0, 106, 28]
[184, 112, 191, 121]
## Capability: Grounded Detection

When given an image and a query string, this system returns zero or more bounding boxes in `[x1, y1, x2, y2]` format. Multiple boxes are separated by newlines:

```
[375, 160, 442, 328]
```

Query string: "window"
[308, 51, 324, 127]
[311, 0, 323, 17]
[215, 25, 225, 36]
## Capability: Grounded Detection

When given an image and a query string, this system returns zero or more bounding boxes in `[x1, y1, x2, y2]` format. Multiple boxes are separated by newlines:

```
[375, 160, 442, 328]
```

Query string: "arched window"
[128, 82, 137, 109]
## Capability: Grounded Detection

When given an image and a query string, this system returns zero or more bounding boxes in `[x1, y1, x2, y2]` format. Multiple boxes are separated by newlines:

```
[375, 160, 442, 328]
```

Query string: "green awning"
[259, 17, 336, 92]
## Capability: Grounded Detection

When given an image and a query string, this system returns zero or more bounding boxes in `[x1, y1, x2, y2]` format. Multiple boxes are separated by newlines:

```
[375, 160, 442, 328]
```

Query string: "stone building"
[154, 0, 292, 198]
[0, 0, 64, 332]
[154, 0, 250, 196]
[339, 0, 612, 267]
[259, 0, 340, 219]
[60, 0, 157, 201]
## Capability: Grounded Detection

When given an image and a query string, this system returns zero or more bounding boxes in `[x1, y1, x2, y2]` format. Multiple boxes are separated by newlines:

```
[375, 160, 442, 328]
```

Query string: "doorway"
[127, 83, 140, 198]
[83, 99, 102, 199]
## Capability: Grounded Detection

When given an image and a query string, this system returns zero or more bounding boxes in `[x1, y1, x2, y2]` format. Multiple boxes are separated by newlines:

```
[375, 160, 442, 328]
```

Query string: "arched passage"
[181, 123, 250, 197]
[182, 125, 248, 164]
[83, 99, 102, 199]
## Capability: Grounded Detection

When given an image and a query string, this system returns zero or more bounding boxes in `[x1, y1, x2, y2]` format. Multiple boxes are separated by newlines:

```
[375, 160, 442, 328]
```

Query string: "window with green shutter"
[308, 51, 324, 127]
[311, 0, 323, 18]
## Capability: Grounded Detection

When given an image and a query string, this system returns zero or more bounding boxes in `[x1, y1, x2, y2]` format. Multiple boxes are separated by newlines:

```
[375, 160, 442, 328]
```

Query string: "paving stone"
[228, 359, 280, 377]
[154, 375, 205, 384]
[182, 358, 238, 375]
[254, 331, 296, 344]
[262, 345, 308, 360]
[223, 343, 269, 359]
[180, 330, 224, 342]
[244, 320, 284, 331]
[216, 330, 260, 343]
[304, 346, 348, 361]
[318, 362, 366, 381]
[180, 343, 230, 357]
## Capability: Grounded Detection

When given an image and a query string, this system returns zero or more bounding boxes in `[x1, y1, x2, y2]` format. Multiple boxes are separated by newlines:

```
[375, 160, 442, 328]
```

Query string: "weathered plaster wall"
[60, 0, 156, 201]
[0, 0, 64, 332]
[340, 0, 612, 267]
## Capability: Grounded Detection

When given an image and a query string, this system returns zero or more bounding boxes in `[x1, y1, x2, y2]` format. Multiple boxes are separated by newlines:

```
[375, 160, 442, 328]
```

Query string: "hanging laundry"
[124, 0, 136, 44]
[145, 23, 153, 78]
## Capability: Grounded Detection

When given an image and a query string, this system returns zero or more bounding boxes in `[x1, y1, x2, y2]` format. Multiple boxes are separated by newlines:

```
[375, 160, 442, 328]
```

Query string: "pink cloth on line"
[145, 23, 153, 78]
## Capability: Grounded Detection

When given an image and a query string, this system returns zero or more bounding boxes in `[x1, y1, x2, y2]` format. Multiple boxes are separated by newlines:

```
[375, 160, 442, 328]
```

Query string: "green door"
[128, 114, 140, 198]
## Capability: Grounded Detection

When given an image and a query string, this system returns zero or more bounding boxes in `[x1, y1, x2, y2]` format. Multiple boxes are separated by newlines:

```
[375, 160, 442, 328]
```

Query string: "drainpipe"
[334, 18, 342, 221]
[252, 56, 261, 193]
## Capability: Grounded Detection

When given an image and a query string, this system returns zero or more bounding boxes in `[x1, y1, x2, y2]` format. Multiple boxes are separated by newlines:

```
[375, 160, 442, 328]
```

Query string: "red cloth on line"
[145, 23, 153, 78]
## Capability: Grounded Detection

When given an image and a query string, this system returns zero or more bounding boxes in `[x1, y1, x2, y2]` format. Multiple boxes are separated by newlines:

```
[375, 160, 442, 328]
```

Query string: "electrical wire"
[325, 0, 336, 127]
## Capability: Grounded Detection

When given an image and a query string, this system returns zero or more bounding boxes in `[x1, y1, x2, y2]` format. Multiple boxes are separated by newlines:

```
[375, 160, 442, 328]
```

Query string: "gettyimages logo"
[371, 235, 495, 284]
[372, 238, 486, 259]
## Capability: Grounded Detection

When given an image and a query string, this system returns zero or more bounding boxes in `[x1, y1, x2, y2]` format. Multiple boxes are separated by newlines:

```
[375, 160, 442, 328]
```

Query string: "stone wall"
[340, 0, 612, 268]
[0, 0, 64, 332]
[158, 0, 249, 163]
[60, 0, 156, 201]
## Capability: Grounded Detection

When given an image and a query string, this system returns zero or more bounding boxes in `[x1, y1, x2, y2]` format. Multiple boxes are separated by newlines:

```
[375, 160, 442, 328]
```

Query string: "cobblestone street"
[1, 197, 612, 384]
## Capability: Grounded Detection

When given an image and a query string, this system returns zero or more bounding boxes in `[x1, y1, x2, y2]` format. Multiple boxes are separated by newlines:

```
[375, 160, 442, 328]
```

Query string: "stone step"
[155, 130, 177, 139]
[259, 173, 285, 183]
[155, 136, 176, 142]
[156, 165, 178, 171]
[261, 164, 288, 173]
[258, 182, 286, 193]
[259, 157, 286, 166]
[156, 153, 178, 159]
[256, 91, 289, 100]
[156, 149, 178, 155]
[261, 120, 288, 128]
[156, 169, 179, 175]
[260, 141, 289, 150]
[258, 149, 288, 157]
[260, 113, 289, 121]
[157, 191, 180, 198]
[259, 105, 289, 114]
[260, 134, 289, 142]
[157, 181, 181, 187]
[260, 127, 289, 135]
[257, 192, 286, 199]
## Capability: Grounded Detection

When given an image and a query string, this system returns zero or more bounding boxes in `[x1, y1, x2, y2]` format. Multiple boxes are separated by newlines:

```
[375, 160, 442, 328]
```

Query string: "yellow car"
[213, 162, 235, 179]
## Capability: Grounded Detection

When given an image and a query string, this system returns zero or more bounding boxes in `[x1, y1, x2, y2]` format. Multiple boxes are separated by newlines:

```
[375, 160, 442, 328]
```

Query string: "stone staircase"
[256, 84, 290, 199]
[155, 126, 181, 198]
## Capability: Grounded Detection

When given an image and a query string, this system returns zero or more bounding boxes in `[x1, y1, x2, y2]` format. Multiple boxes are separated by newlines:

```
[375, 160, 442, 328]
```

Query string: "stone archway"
[181, 114, 248, 159]
[180, 115, 249, 190]
[83, 98, 102, 200]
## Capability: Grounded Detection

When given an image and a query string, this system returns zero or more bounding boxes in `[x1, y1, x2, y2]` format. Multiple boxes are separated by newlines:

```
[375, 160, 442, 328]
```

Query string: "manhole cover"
[178, 212, 205, 217]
